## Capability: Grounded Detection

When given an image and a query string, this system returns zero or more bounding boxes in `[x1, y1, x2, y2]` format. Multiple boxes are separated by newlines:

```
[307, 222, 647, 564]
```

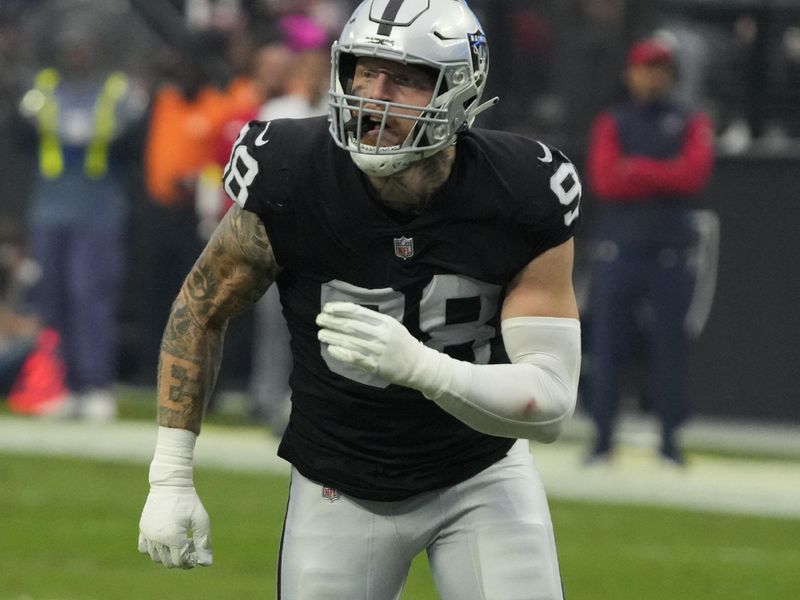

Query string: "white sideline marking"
[0, 416, 288, 474]
[531, 442, 800, 519]
[1, 416, 798, 519]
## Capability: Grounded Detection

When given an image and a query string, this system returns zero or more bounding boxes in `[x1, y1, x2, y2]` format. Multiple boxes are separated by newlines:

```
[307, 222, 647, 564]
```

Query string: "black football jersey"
[223, 116, 581, 500]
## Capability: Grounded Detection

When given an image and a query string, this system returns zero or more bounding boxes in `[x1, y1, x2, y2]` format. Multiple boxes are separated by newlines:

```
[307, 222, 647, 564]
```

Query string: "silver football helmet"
[328, 0, 497, 176]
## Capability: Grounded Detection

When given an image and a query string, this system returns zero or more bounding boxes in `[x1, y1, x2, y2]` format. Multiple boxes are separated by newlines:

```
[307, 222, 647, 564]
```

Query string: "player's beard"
[368, 146, 455, 214]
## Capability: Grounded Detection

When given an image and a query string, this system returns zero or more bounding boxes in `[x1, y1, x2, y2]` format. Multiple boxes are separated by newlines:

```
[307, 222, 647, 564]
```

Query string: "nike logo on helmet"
[255, 122, 271, 146]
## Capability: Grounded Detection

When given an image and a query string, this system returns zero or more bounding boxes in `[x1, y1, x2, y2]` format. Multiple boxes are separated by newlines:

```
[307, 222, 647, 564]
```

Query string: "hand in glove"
[138, 426, 213, 569]
[316, 301, 443, 391]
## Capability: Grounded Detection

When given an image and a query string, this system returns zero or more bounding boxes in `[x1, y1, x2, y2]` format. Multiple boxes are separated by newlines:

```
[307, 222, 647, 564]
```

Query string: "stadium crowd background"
[0, 0, 798, 424]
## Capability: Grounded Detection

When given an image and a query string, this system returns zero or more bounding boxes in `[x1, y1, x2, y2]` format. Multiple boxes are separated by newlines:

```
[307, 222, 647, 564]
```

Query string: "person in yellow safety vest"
[22, 68, 131, 181]
[15, 21, 147, 421]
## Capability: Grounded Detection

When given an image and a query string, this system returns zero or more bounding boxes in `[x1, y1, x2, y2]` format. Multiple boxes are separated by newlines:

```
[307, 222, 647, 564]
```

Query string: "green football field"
[1, 451, 798, 600]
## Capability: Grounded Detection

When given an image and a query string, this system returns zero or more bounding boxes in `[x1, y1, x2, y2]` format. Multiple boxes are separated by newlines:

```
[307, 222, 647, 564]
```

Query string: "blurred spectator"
[0, 220, 42, 399]
[548, 0, 628, 151]
[651, 24, 713, 109]
[0, 304, 43, 405]
[712, 14, 760, 154]
[136, 32, 264, 384]
[0, 2, 56, 228]
[198, 12, 329, 430]
[13, 15, 147, 420]
[181, 0, 245, 32]
[768, 23, 800, 142]
[489, 1, 556, 133]
[0, 220, 40, 309]
[250, 39, 296, 101]
[583, 38, 715, 466]
[200, 8, 331, 238]
[278, 11, 329, 52]
[202, 31, 294, 238]
[248, 25, 329, 435]
[0, 2, 34, 119]
[706, 11, 800, 153]
[221, 24, 269, 119]
[0, 219, 66, 417]
[257, 44, 328, 119]
[144, 37, 243, 210]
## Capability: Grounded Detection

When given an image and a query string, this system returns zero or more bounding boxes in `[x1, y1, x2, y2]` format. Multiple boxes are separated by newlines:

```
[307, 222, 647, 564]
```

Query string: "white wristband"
[139, 426, 213, 569]
[149, 426, 197, 487]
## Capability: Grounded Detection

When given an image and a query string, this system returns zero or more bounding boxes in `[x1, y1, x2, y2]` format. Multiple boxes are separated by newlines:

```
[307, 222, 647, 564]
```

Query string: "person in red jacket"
[584, 38, 715, 466]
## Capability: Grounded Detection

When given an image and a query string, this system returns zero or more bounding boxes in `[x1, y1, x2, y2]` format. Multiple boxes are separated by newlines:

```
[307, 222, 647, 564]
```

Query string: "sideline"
[1, 415, 799, 519]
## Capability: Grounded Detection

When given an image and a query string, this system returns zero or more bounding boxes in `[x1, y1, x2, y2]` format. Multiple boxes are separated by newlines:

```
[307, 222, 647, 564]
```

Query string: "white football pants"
[278, 439, 564, 599]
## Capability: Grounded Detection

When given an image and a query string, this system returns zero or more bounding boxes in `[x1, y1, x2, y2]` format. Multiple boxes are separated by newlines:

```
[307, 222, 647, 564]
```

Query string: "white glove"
[138, 426, 213, 569]
[316, 301, 441, 389]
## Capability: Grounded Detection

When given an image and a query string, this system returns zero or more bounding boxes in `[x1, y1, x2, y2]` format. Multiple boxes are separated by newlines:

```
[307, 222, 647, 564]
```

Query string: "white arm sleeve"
[415, 316, 581, 442]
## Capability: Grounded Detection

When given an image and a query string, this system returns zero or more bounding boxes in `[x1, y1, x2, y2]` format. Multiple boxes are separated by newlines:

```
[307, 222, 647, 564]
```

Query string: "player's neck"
[367, 146, 456, 215]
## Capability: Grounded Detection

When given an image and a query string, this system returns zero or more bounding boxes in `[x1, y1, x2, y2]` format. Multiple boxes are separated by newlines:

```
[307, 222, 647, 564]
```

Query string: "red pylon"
[8, 328, 68, 415]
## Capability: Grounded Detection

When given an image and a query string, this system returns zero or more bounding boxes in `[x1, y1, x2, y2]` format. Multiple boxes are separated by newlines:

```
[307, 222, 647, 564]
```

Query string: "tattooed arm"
[138, 205, 279, 569]
[158, 204, 280, 434]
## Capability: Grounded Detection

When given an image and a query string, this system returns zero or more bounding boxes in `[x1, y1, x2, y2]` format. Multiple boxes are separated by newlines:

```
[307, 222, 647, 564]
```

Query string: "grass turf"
[1, 452, 798, 599]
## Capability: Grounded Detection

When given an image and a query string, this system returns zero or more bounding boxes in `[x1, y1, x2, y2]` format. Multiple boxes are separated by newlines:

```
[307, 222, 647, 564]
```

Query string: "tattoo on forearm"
[157, 206, 279, 432]
[158, 295, 223, 432]
[158, 354, 212, 431]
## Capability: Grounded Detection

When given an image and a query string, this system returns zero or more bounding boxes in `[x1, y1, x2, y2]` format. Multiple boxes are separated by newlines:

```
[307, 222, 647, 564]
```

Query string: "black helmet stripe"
[376, 0, 407, 36]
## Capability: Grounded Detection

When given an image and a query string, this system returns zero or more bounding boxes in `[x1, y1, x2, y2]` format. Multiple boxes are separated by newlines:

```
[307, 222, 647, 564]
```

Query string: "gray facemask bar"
[330, 93, 451, 155]
[328, 44, 463, 156]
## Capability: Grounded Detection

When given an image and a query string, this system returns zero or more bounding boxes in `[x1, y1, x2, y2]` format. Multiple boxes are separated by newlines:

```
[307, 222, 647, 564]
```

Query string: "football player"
[138, 1, 582, 598]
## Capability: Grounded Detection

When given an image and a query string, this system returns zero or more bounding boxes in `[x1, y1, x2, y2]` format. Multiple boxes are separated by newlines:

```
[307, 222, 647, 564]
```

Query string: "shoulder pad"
[487, 133, 581, 231]
[532, 141, 582, 229]
[222, 119, 292, 213]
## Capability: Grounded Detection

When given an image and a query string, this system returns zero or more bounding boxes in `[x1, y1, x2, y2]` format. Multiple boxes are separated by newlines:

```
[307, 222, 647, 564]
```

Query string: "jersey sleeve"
[221, 119, 295, 217]
[519, 140, 582, 257]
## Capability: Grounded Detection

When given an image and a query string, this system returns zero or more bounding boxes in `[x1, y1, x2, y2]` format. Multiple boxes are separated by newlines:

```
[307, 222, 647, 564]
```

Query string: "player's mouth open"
[362, 118, 396, 145]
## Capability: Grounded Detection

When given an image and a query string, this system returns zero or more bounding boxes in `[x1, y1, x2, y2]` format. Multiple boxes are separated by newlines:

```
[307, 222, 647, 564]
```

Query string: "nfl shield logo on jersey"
[322, 486, 341, 503]
[393, 236, 414, 260]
